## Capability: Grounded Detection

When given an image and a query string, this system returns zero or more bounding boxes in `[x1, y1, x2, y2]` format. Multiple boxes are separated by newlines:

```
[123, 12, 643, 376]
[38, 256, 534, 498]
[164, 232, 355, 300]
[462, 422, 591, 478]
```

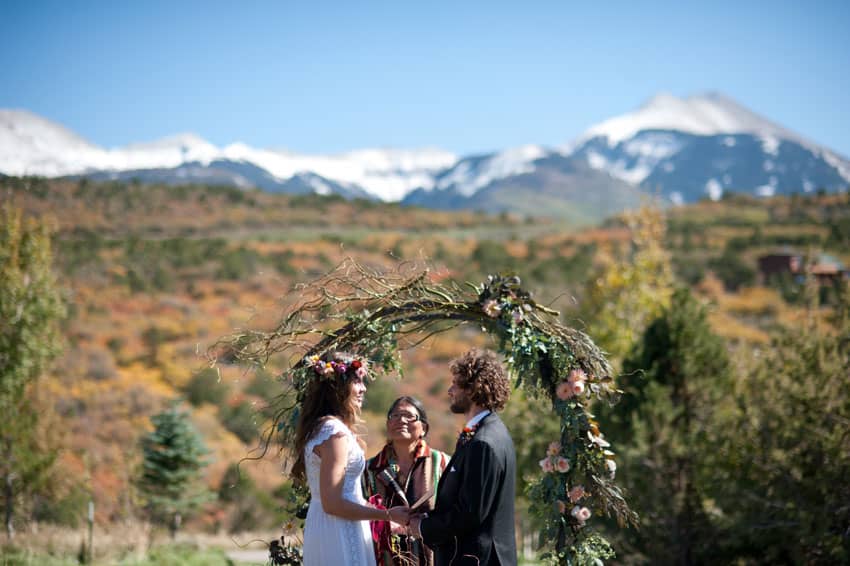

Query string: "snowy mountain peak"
[0, 109, 96, 150]
[577, 92, 799, 147]
[0, 109, 103, 176]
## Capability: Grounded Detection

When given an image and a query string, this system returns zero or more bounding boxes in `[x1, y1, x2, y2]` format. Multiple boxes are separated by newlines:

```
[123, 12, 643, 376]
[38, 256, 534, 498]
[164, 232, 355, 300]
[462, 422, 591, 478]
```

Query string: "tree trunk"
[4, 470, 14, 540]
[169, 512, 181, 539]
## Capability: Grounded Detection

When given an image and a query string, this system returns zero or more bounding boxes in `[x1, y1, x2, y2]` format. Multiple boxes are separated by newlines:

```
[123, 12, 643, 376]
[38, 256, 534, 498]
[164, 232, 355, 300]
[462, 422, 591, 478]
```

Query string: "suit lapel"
[435, 413, 497, 500]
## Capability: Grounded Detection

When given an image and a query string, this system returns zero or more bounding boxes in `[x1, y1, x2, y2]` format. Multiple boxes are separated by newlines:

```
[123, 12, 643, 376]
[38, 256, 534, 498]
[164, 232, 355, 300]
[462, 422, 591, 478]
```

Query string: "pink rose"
[355, 366, 368, 379]
[571, 380, 585, 396]
[538, 457, 554, 473]
[556, 457, 571, 473]
[568, 368, 586, 384]
[568, 485, 585, 503]
[547, 441, 561, 456]
[556, 381, 573, 400]
[571, 505, 592, 522]
[482, 299, 501, 318]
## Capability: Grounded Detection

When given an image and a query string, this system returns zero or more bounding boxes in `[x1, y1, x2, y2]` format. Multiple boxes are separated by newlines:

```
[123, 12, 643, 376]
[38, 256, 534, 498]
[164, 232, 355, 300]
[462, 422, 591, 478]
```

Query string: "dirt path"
[226, 548, 269, 564]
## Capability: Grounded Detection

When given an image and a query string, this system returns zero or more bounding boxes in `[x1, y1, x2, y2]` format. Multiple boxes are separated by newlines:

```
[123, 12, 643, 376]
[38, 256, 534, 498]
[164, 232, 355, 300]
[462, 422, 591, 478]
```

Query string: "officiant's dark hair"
[291, 351, 364, 483]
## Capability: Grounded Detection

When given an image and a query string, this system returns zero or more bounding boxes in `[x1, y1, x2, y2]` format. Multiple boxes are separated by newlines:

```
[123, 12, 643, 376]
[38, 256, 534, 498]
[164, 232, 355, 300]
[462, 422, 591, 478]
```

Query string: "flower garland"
[474, 274, 629, 564]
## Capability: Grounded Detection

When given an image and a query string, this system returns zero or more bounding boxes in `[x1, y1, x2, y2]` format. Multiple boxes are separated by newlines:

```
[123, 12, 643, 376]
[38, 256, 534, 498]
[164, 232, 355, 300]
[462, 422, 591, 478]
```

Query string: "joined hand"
[387, 505, 410, 526]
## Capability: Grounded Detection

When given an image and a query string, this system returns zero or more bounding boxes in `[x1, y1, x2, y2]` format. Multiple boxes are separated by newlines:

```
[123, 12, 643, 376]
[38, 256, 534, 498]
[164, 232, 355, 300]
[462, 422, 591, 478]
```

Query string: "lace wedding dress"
[302, 417, 377, 566]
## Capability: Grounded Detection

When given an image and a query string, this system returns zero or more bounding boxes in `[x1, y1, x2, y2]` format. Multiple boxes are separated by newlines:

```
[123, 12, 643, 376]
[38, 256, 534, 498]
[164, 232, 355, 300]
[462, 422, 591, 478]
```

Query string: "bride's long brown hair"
[291, 351, 364, 483]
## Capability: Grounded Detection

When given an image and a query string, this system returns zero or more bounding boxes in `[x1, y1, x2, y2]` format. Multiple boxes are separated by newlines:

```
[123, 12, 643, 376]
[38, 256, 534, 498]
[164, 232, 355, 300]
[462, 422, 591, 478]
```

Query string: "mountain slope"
[404, 153, 644, 222]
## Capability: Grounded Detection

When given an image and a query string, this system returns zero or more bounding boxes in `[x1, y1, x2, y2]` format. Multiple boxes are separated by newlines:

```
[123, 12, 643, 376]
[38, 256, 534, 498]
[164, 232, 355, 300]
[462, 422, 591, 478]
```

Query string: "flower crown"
[305, 354, 369, 381]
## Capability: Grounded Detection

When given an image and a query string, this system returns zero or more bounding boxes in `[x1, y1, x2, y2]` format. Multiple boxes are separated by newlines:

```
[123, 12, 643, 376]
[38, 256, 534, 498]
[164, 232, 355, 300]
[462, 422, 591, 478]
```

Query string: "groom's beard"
[450, 394, 471, 414]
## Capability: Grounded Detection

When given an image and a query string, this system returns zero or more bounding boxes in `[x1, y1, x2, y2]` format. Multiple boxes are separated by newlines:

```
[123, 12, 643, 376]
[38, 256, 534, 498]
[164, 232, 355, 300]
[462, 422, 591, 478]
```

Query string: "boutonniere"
[457, 424, 479, 448]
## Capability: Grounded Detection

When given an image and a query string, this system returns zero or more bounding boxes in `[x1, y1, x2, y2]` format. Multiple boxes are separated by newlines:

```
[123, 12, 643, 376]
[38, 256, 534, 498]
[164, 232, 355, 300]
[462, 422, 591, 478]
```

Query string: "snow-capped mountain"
[2, 93, 849, 216]
[571, 92, 802, 147]
[566, 92, 850, 202]
[0, 109, 456, 202]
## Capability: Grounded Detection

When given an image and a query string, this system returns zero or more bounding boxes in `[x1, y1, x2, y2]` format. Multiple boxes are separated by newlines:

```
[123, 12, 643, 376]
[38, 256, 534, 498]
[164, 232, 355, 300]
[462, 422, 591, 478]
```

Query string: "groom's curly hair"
[450, 349, 510, 411]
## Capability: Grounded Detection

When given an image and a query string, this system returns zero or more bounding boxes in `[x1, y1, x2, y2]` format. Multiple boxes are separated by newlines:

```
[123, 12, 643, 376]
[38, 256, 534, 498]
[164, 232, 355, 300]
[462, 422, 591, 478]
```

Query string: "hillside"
[2, 175, 849, 536]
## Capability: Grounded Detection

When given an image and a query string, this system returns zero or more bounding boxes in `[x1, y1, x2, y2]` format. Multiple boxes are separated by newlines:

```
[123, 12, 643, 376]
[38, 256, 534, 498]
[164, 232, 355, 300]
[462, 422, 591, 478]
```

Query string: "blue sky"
[2, 0, 849, 156]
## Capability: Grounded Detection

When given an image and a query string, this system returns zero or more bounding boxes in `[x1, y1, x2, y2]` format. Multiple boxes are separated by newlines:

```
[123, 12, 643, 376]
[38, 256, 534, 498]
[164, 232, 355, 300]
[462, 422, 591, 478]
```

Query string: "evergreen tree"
[0, 205, 65, 539]
[137, 403, 212, 538]
[610, 287, 731, 564]
[717, 282, 850, 563]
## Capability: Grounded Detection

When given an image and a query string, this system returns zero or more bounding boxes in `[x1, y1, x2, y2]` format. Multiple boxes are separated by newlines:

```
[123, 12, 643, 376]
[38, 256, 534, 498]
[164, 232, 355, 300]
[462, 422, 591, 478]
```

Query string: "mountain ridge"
[2, 93, 848, 215]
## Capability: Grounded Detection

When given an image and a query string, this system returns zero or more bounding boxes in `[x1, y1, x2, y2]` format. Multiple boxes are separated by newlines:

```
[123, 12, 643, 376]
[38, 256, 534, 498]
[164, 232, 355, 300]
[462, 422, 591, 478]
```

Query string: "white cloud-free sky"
[2, 0, 848, 156]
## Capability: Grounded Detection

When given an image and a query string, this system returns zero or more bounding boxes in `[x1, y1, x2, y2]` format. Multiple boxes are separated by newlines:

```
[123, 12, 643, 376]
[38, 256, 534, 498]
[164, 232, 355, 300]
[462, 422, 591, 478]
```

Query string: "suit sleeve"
[421, 440, 503, 546]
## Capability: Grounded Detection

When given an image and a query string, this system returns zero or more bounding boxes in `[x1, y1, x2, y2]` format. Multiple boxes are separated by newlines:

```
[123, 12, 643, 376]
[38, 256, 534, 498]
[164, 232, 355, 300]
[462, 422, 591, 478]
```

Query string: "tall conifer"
[138, 404, 211, 537]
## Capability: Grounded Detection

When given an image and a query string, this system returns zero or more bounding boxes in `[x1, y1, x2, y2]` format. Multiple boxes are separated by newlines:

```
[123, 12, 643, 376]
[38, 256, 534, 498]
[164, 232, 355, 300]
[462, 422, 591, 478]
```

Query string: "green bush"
[218, 463, 286, 532]
[216, 247, 262, 281]
[220, 401, 260, 444]
[708, 250, 756, 291]
[183, 369, 229, 407]
[672, 255, 707, 286]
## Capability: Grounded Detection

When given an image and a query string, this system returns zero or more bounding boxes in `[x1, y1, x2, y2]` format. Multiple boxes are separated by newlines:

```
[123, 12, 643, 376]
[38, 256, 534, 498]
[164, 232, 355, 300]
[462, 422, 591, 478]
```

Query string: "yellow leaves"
[117, 362, 176, 398]
[707, 311, 770, 344]
[719, 286, 784, 317]
[582, 205, 675, 365]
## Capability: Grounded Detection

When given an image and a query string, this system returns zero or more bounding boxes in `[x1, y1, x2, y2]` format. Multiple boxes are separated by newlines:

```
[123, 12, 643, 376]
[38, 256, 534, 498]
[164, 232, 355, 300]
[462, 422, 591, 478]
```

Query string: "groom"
[411, 349, 517, 566]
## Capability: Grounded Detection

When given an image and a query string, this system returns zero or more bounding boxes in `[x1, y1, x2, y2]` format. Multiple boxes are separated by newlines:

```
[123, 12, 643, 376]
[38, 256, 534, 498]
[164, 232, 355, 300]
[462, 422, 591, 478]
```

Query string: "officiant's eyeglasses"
[387, 412, 420, 423]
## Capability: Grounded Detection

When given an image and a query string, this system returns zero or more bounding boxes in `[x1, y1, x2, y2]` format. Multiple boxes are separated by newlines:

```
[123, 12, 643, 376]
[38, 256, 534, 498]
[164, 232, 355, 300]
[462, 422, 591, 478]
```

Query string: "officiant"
[363, 396, 450, 566]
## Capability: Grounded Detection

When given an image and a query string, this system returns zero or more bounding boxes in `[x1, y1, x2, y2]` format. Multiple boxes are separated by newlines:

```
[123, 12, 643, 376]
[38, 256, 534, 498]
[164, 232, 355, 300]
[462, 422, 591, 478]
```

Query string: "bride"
[291, 352, 410, 566]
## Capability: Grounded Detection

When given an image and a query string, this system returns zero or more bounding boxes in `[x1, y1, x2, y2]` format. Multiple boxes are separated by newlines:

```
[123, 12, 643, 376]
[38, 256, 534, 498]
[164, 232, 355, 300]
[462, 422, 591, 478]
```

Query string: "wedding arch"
[218, 259, 637, 565]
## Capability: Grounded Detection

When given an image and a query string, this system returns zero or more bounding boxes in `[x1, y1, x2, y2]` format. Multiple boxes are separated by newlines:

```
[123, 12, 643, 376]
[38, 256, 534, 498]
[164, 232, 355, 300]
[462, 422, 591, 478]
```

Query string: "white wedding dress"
[302, 417, 377, 566]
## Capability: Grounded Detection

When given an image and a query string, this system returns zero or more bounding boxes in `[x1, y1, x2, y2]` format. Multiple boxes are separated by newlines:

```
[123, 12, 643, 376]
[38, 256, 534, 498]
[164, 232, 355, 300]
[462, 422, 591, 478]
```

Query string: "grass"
[116, 543, 235, 566]
[0, 544, 236, 566]
[0, 550, 80, 566]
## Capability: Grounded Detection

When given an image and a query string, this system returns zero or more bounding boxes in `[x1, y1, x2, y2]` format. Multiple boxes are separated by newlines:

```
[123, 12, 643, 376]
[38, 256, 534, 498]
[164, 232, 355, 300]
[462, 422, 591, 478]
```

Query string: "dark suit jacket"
[420, 412, 517, 566]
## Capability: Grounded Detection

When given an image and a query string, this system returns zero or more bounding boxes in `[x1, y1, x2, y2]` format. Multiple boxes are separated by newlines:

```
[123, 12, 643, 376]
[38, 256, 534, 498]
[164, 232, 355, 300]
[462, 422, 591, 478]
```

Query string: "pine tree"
[137, 403, 212, 538]
[718, 282, 850, 563]
[0, 204, 65, 540]
[612, 287, 731, 564]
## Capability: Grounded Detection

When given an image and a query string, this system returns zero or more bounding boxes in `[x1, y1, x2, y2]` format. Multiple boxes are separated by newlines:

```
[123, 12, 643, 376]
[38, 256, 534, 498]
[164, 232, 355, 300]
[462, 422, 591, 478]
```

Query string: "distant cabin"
[757, 251, 849, 285]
